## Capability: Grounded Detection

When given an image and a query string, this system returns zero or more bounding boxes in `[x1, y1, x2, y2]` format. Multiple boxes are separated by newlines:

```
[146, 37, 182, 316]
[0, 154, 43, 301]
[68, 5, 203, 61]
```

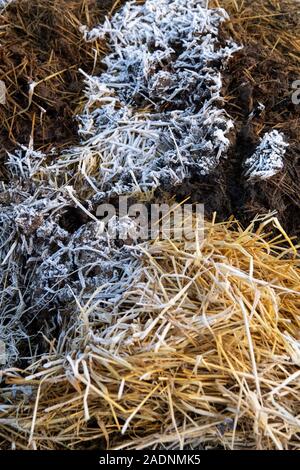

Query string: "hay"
[1, 214, 300, 450]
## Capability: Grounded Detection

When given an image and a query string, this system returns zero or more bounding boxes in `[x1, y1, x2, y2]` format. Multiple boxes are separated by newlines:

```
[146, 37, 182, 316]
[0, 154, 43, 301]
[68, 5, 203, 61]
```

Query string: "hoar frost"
[244, 130, 288, 180]
[59, 0, 241, 200]
[0, 0, 242, 363]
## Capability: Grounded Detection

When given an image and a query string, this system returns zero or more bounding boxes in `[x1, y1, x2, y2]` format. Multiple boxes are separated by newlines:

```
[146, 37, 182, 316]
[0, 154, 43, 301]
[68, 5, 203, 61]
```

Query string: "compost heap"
[0, 0, 299, 451]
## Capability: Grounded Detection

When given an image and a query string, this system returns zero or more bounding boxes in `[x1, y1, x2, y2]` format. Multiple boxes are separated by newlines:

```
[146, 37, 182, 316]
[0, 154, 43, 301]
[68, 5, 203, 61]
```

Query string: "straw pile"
[1, 214, 300, 450]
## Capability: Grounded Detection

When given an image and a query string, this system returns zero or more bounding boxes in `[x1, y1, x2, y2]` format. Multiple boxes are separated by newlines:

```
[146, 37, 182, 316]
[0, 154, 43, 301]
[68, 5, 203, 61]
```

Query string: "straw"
[1, 214, 299, 450]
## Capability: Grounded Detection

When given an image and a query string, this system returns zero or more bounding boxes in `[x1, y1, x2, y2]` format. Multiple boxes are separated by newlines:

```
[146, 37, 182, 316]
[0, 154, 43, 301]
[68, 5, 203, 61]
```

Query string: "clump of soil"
[0, 0, 116, 173]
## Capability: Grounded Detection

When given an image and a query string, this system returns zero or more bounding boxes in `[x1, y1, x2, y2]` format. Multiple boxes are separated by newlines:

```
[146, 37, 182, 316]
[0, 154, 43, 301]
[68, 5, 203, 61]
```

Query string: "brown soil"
[222, 0, 300, 237]
[223, 2, 300, 234]
[0, 0, 116, 177]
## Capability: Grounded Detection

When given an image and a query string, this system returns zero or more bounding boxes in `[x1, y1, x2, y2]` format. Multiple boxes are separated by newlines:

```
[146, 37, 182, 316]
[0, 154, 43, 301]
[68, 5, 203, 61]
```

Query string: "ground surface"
[1, 0, 299, 234]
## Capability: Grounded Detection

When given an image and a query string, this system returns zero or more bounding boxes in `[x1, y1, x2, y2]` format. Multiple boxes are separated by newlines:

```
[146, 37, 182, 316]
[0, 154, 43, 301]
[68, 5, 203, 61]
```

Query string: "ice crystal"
[6, 144, 46, 179]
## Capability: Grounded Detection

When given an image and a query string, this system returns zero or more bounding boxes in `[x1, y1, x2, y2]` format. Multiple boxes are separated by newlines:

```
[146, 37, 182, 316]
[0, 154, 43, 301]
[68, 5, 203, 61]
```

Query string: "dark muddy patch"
[223, 41, 300, 237]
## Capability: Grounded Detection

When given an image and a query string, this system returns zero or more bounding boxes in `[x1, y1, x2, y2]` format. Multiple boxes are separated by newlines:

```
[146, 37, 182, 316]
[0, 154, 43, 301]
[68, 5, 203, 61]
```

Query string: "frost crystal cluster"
[244, 130, 289, 180]
[6, 144, 47, 179]
[60, 0, 241, 200]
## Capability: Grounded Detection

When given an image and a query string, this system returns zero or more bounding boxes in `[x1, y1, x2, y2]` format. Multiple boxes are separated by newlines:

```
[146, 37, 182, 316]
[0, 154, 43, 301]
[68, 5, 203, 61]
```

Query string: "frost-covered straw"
[0, 0, 13, 11]
[54, 0, 241, 200]
[0, 0, 242, 364]
[244, 130, 289, 180]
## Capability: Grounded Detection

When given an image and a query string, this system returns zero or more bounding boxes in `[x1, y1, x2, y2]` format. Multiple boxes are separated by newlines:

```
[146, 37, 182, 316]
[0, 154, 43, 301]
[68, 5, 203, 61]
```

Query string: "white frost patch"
[54, 0, 241, 200]
[0, 80, 6, 105]
[244, 130, 289, 180]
